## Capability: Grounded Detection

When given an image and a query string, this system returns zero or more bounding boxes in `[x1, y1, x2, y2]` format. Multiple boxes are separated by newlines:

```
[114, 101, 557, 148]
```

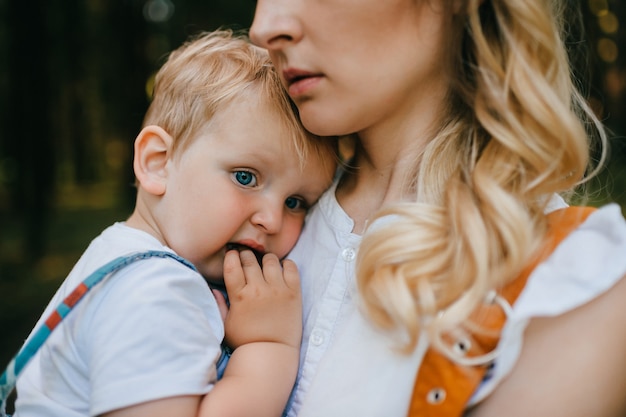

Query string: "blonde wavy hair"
[143, 29, 336, 170]
[357, 0, 606, 356]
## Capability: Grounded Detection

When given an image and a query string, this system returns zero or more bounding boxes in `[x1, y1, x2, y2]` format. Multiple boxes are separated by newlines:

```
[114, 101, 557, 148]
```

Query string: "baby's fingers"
[238, 250, 264, 284]
[223, 250, 246, 293]
[280, 259, 301, 291]
[260, 253, 285, 286]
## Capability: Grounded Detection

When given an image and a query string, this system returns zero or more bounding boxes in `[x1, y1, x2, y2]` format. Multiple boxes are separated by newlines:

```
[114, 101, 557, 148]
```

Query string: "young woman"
[250, 1, 626, 416]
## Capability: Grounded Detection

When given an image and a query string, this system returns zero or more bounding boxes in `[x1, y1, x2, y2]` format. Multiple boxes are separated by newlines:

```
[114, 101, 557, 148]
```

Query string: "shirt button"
[452, 337, 472, 356]
[426, 387, 446, 404]
[341, 247, 356, 262]
[310, 330, 325, 346]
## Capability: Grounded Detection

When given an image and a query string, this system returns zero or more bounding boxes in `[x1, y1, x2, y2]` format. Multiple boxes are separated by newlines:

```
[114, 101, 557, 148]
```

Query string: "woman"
[250, 1, 626, 416]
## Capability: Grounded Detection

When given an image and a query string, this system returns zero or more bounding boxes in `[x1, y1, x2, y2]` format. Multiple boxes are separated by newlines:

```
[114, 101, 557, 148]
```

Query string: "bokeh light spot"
[598, 12, 619, 34]
[143, 0, 175, 23]
[597, 38, 618, 63]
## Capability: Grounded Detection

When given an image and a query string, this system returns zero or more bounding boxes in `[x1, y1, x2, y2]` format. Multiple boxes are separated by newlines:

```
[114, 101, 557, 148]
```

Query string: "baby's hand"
[222, 250, 302, 350]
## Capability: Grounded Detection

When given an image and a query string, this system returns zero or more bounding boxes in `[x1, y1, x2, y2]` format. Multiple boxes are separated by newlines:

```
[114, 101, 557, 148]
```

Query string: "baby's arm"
[198, 249, 302, 417]
[100, 250, 301, 417]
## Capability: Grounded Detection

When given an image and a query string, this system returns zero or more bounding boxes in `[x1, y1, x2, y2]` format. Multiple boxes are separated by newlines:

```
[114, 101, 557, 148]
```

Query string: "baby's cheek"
[277, 219, 306, 258]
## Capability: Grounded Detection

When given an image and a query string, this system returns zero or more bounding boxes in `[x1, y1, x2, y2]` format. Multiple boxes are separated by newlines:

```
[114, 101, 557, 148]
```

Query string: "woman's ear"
[133, 125, 174, 196]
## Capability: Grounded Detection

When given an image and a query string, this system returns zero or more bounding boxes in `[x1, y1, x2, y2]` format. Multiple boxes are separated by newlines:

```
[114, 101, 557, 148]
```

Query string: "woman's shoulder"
[517, 203, 626, 318]
[469, 203, 626, 413]
[469, 263, 626, 416]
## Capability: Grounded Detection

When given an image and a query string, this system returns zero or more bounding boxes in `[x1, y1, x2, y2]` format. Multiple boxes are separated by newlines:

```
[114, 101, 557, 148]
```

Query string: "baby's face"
[157, 93, 335, 282]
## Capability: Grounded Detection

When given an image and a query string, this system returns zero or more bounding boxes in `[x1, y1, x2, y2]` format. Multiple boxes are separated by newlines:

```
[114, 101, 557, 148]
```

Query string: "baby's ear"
[133, 125, 174, 196]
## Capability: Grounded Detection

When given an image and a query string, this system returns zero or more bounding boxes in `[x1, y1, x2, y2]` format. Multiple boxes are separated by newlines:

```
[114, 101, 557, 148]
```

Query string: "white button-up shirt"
[286, 180, 626, 417]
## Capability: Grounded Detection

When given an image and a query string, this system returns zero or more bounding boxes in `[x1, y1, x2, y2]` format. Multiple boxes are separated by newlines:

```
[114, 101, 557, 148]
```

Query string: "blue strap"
[0, 250, 196, 415]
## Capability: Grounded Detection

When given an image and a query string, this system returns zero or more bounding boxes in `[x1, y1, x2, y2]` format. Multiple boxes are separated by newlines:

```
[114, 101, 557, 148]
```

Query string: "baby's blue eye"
[285, 196, 307, 211]
[234, 171, 257, 187]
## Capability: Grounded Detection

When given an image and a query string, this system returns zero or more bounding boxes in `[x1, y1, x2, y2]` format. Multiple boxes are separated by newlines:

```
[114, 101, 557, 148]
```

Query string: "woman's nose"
[249, 0, 302, 50]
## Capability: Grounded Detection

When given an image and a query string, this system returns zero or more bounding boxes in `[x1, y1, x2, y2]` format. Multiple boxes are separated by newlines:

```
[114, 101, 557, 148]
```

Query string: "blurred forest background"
[0, 0, 625, 370]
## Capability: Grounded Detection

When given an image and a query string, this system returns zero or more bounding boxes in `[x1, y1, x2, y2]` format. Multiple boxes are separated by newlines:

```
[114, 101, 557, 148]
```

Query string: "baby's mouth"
[226, 243, 265, 266]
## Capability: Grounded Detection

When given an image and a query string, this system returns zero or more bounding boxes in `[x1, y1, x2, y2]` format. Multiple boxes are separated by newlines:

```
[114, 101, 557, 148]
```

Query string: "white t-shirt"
[14, 223, 224, 417]
[286, 180, 626, 417]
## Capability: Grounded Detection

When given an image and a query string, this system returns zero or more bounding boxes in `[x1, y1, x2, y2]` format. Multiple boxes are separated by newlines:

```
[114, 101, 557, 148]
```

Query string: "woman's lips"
[283, 68, 323, 97]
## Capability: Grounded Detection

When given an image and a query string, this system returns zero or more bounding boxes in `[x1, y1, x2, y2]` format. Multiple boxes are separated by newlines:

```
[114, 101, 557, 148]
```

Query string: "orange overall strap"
[407, 206, 597, 417]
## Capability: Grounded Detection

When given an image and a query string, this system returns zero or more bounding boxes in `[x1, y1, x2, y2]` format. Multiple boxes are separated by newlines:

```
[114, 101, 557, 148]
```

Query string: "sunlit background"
[0, 0, 624, 370]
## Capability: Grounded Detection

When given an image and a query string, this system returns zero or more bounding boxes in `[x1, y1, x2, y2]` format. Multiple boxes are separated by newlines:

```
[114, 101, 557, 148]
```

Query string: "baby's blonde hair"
[357, 0, 606, 356]
[143, 29, 336, 171]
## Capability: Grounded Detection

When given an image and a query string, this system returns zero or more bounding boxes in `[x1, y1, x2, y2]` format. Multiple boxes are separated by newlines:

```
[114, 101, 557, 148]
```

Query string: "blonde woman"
[250, 1, 626, 416]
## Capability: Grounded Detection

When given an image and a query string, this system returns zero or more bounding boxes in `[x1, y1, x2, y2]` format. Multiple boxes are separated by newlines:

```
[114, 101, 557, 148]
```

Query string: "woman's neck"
[336, 140, 421, 234]
[336, 89, 447, 233]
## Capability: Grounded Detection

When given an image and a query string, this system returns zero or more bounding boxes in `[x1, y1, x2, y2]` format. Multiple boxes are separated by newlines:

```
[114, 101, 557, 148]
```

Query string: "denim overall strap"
[0, 250, 196, 417]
